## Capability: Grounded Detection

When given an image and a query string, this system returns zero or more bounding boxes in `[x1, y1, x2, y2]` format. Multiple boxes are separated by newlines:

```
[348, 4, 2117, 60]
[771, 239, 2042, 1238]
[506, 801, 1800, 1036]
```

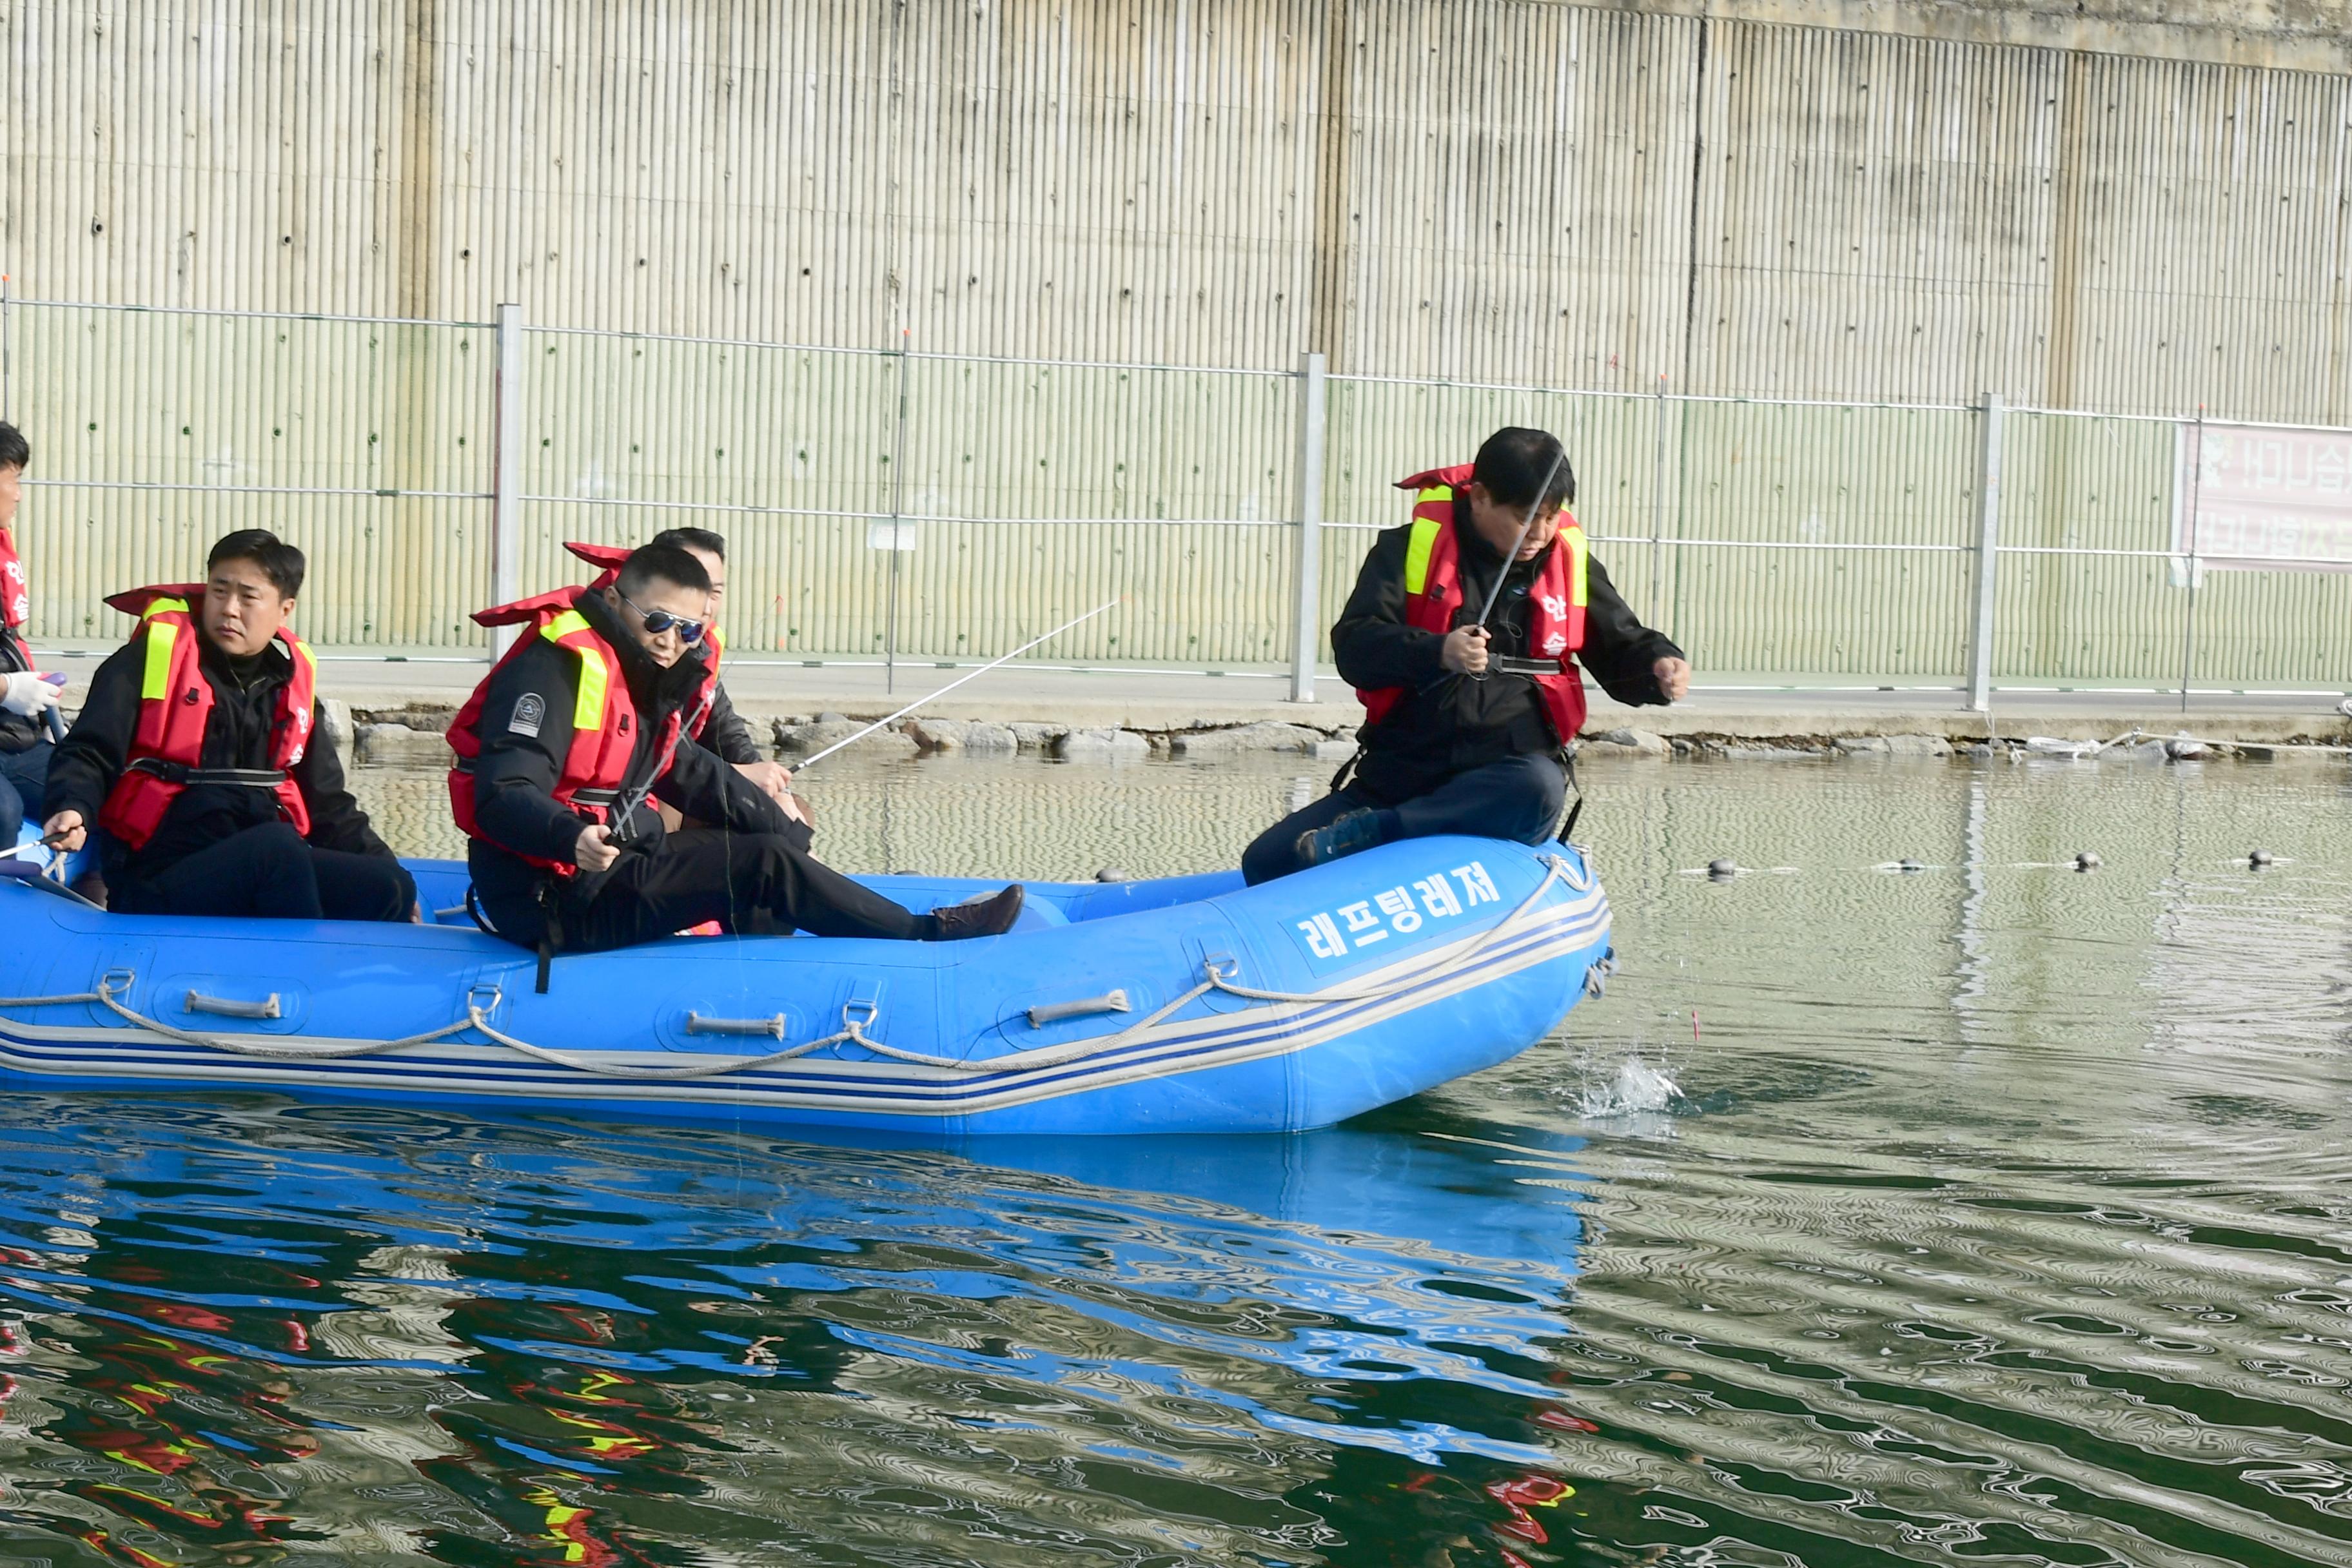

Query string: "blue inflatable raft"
[0, 836, 1611, 1135]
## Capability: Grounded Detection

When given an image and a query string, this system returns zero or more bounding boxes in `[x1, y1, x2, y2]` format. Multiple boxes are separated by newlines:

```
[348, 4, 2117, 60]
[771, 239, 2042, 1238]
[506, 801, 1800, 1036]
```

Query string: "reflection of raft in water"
[0, 836, 1611, 1135]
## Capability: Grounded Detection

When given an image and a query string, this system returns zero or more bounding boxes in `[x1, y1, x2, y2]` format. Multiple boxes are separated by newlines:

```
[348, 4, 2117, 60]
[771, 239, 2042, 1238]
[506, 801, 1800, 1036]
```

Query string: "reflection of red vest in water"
[95, 586, 318, 850]
[446, 595, 683, 876]
[1353, 464, 1592, 744]
[556, 542, 726, 740]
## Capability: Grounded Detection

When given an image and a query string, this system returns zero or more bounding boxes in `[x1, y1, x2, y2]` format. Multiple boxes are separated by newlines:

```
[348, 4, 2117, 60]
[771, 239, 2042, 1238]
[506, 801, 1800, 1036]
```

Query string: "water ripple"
[0, 758, 2346, 1563]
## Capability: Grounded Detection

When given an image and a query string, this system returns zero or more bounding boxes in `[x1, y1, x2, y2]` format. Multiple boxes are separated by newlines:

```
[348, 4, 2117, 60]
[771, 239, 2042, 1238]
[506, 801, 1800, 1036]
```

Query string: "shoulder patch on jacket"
[509, 692, 546, 737]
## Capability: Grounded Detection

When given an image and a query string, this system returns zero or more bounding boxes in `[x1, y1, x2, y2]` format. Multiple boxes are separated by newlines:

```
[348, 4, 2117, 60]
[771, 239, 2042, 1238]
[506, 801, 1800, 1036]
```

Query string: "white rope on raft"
[0, 976, 483, 1059]
[0, 854, 1585, 1081]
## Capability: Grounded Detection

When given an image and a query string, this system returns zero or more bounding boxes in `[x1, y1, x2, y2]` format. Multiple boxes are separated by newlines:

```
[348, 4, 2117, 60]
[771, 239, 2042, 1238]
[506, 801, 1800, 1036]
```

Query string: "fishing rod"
[598, 594, 1124, 841]
[1470, 444, 1570, 632]
[796, 594, 1124, 769]
[1439, 445, 1571, 688]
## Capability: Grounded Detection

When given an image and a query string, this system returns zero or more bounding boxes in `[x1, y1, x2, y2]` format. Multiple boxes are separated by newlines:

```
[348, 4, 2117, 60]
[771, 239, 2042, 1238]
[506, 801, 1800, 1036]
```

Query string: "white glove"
[1, 672, 61, 718]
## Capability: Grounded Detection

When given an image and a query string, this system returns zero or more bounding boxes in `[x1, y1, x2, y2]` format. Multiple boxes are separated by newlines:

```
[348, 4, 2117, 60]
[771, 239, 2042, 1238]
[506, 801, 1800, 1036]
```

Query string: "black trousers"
[1240, 752, 1567, 885]
[0, 741, 50, 847]
[110, 821, 417, 922]
[549, 828, 928, 954]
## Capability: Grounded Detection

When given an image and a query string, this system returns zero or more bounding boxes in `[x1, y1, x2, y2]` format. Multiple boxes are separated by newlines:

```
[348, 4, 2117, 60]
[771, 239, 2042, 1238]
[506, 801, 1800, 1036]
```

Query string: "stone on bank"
[1168, 722, 1322, 758]
[1055, 728, 1150, 762]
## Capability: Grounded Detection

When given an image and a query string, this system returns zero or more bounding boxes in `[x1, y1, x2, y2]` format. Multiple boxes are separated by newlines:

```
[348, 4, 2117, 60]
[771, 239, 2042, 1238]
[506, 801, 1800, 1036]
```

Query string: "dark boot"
[1295, 807, 1386, 868]
[930, 884, 1024, 939]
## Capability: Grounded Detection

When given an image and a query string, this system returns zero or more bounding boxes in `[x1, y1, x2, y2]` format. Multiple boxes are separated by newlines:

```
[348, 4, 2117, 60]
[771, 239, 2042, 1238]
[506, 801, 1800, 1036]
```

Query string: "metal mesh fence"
[5, 295, 2349, 695]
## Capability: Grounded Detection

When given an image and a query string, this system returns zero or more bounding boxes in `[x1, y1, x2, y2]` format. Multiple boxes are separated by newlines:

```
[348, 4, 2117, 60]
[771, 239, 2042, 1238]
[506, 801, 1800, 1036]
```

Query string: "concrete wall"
[6, 1, 2352, 419]
[1605, 1, 2352, 74]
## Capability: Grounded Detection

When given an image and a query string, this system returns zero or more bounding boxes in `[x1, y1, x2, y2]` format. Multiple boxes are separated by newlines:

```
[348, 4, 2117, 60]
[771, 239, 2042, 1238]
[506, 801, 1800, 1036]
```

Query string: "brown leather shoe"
[930, 884, 1024, 940]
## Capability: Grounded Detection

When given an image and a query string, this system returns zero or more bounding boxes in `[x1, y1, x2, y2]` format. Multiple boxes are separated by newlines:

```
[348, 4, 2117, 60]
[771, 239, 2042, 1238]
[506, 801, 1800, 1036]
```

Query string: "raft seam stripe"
[0, 899, 1610, 1111]
[0, 959, 1603, 1117]
[0, 906, 1609, 1106]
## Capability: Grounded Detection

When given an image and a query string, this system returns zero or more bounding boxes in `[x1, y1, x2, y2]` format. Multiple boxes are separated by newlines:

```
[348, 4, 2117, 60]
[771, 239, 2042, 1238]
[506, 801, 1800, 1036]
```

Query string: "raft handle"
[1026, 989, 1131, 1029]
[687, 1011, 788, 1040]
[185, 990, 282, 1021]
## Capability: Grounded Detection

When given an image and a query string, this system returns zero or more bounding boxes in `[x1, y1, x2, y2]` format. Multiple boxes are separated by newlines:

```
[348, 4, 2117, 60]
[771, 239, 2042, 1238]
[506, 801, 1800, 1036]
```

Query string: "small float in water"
[0, 835, 1611, 1135]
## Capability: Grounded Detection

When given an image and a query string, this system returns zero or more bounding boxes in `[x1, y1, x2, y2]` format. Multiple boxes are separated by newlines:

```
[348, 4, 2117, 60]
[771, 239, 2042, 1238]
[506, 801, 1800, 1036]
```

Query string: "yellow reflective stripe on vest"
[141, 619, 181, 700]
[572, 648, 609, 732]
[1402, 509, 1446, 596]
[542, 609, 590, 643]
[1563, 524, 1591, 606]
[537, 609, 610, 732]
[291, 636, 317, 680]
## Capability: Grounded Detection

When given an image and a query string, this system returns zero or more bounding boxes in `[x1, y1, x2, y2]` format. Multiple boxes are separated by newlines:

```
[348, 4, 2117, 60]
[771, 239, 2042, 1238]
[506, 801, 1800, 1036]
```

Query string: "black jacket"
[1335, 502, 1684, 801]
[46, 631, 392, 885]
[698, 681, 763, 767]
[464, 590, 801, 943]
[0, 620, 44, 756]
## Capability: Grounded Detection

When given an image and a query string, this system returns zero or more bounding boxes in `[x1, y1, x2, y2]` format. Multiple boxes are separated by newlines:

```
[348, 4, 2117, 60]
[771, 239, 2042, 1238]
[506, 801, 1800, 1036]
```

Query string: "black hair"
[649, 525, 727, 560]
[616, 542, 712, 600]
[207, 529, 306, 597]
[0, 421, 28, 472]
[1471, 427, 1576, 511]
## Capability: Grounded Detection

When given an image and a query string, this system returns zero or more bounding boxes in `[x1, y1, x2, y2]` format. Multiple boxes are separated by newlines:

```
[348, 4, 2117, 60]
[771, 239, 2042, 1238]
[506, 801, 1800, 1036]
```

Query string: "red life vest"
[1355, 464, 1592, 744]
[0, 525, 28, 632]
[95, 585, 318, 850]
[447, 596, 684, 876]
[0, 526, 30, 677]
[568, 542, 727, 740]
[478, 543, 727, 741]
[560, 544, 729, 739]
[562, 540, 629, 590]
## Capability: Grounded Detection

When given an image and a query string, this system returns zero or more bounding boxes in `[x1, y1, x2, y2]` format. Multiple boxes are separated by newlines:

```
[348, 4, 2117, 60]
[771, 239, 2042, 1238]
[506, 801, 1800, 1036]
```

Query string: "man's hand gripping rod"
[1451, 446, 1570, 683]
[1471, 446, 1570, 631]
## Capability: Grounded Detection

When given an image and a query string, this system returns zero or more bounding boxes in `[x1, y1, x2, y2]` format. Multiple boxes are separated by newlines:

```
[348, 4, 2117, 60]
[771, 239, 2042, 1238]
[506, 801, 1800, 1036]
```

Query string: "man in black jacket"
[0, 420, 63, 847]
[457, 544, 1021, 956]
[1241, 427, 1690, 884]
[645, 527, 765, 766]
[41, 531, 415, 921]
[640, 525, 804, 825]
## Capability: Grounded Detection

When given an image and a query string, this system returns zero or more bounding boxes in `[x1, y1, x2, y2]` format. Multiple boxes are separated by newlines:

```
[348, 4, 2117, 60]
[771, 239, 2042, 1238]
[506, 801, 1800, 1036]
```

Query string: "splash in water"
[1576, 1056, 1685, 1119]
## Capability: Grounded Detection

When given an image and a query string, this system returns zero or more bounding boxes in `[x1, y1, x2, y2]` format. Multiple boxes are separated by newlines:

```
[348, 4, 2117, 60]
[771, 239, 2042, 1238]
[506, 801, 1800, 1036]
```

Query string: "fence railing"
[4, 293, 2349, 705]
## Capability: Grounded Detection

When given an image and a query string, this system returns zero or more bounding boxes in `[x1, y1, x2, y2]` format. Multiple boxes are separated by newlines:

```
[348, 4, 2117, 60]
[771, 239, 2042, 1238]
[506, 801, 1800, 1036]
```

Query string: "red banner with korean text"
[2176, 422, 2352, 573]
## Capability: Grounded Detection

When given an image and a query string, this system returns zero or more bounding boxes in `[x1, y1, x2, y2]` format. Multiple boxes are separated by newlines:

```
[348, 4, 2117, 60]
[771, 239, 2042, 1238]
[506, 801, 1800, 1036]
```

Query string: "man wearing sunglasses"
[449, 543, 1024, 965]
[555, 527, 802, 822]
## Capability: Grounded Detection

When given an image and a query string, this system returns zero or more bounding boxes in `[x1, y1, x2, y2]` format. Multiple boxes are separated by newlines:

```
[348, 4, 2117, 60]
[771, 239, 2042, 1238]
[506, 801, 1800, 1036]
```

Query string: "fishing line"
[791, 595, 1123, 772]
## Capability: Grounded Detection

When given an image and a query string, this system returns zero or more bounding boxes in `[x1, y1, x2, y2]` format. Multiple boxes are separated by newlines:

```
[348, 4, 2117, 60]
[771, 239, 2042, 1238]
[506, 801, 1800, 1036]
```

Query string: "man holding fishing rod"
[551, 527, 807, 829]
[449, 542, 1024, 979]
[1241, 426, 1690, 884]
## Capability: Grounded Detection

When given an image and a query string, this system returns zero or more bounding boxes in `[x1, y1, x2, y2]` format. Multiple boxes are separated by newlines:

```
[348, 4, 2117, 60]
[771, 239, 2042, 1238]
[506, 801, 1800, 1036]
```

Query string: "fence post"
[1647, 373, 1667, 625]
[886, 328, 911, 695]
[2179, 406, 2206, 714]
[1289, 350, 1328, 703]
[489, 302, 525, 658]
[1966, 391, 2004, 713]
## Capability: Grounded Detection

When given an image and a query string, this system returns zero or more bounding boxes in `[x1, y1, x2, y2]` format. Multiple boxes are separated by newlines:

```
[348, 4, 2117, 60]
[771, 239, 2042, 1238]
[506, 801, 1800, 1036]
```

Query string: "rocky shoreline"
[328, 700, 2350, 770]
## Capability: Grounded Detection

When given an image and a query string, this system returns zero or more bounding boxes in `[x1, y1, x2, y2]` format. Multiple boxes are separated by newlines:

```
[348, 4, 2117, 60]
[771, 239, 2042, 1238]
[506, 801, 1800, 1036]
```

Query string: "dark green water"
[1, 752, 2348, 1566]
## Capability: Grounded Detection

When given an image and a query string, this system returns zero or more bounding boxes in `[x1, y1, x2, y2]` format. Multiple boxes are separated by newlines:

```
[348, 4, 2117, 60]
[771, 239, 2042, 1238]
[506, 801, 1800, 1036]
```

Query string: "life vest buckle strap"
[126, 758, 289, 789]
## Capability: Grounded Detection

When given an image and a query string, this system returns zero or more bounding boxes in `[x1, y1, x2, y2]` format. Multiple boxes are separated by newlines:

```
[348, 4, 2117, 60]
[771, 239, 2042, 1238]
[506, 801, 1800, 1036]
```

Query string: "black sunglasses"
[618, 591, 707, 646]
